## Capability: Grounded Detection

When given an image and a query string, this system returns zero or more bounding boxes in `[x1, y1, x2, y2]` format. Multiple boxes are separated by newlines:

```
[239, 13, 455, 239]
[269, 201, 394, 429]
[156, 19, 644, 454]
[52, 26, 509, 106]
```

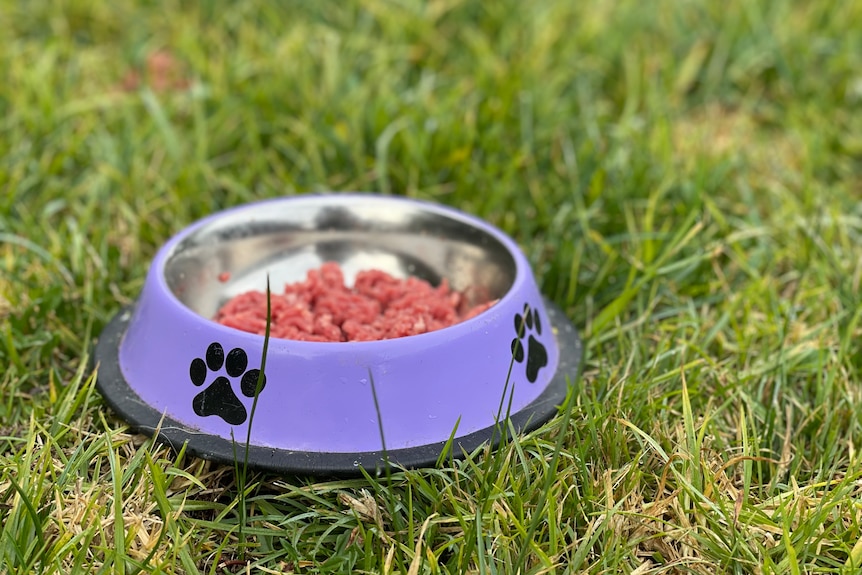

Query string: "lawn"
[2, 0, 862, 573]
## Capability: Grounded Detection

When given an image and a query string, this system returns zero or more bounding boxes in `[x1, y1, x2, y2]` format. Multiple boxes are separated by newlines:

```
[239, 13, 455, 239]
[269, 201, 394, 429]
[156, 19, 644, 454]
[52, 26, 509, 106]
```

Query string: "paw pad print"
[189, 342, 267, 425]
[511, 303, 548, 383]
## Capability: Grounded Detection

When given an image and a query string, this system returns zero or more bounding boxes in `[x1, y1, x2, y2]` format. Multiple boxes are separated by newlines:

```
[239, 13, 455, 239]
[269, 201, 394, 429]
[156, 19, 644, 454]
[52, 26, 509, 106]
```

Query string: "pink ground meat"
[215, 262, 497, 342]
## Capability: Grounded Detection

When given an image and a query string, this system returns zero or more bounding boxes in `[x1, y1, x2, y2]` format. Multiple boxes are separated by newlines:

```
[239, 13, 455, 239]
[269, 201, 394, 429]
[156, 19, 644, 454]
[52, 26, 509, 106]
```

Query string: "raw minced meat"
[215, 262, 497, 342]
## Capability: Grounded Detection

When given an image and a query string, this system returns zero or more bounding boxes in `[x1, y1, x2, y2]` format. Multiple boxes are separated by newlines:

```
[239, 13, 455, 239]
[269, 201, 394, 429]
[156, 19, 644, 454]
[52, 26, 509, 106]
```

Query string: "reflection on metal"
[164, 196, 516, 318]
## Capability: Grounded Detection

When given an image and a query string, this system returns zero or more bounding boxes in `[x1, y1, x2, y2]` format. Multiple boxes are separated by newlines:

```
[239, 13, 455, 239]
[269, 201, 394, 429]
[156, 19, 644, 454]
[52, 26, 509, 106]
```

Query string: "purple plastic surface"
[117, 196, 560, 453]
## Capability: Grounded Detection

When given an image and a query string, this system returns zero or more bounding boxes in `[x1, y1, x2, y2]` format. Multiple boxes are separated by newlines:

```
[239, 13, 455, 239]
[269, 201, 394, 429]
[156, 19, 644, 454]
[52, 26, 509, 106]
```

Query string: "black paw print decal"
[511, 303, 548, 383]
[189, 342, 267, 425]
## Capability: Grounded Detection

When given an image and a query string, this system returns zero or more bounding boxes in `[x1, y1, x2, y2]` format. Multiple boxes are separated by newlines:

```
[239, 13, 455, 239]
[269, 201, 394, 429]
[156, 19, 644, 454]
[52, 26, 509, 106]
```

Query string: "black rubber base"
[94, 299, 582, 478]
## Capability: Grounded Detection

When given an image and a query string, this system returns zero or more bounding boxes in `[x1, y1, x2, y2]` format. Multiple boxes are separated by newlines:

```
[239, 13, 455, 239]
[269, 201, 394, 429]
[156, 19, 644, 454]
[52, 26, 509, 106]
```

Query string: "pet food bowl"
[95, 194, 582, 476]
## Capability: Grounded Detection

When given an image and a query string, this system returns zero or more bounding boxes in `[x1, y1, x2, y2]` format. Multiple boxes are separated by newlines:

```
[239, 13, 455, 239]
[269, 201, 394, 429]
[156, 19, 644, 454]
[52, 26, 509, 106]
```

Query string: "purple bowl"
[95, 194, 581, 476]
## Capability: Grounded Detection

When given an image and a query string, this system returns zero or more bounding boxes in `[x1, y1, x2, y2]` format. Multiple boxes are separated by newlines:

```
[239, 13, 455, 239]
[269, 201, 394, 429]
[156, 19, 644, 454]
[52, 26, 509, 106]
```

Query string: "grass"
[232, 275, 272, 562]
[2, 0, 862, 572]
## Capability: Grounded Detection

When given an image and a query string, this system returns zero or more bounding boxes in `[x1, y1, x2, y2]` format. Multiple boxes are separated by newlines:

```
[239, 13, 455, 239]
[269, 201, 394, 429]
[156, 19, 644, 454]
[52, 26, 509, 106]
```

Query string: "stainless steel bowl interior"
[163, 197, 517, 319]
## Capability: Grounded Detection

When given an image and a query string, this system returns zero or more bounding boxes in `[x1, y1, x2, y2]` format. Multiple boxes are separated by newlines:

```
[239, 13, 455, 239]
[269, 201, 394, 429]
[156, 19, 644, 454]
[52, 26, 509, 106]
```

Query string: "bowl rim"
[152, 193, 533, 347]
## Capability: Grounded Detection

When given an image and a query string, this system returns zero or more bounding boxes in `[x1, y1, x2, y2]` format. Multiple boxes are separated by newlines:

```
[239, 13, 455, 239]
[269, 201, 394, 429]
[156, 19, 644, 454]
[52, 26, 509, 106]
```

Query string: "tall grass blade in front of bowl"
[365, 368, 407, 553]
[231, 274, 272, 560]
[455, 306, 524, 572]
